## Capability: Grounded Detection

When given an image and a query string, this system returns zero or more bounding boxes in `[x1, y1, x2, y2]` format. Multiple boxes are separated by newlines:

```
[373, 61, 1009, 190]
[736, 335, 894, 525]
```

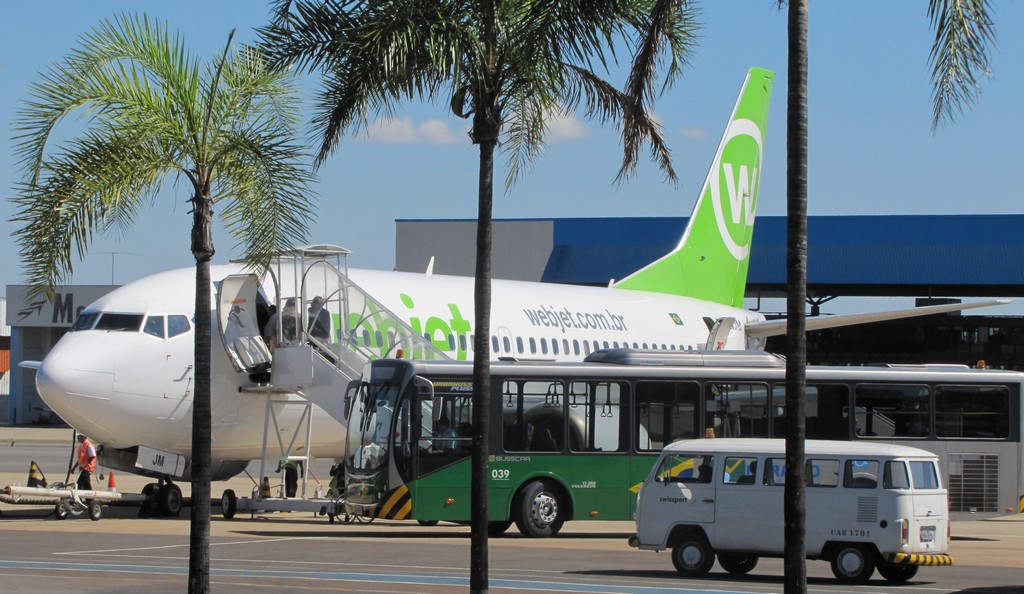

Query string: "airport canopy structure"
[398, 214, 1024, 299]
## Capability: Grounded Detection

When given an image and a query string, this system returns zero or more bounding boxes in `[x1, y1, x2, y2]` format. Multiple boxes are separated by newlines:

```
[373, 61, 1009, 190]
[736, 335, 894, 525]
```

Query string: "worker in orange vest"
[71, 434, 97, 491]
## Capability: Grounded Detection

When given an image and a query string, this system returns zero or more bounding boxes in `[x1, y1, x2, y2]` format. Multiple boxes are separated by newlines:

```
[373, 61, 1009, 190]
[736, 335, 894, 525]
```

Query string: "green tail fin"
[613, 67, 774, 307]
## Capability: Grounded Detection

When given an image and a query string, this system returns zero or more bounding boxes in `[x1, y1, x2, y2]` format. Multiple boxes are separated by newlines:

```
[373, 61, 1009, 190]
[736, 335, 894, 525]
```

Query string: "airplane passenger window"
[94, 313, 144, 332]
[143, 315, 165, 338]
[167, 315, 190, 338]
[540, 339, 548, 355]
[447, 334, 456, 350]
[529, 337, 537, 354]
[563, 339, 570, 354]
[502, 336, 511, 353]
[582, 341, 590, 355]
[551, 340, 559, 355]
[516, 337, 524, 354]
[491, 336, 499, 352]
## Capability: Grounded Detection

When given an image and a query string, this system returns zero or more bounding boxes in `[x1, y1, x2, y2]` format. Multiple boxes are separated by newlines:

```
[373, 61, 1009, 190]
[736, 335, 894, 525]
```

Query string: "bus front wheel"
[830, 544, 875, 584]
[513, 481, 564, 538]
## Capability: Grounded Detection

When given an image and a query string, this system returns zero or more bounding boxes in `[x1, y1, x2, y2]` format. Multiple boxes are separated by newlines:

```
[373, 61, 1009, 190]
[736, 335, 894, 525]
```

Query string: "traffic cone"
[107, 471, 117, 492]
[27, 461, 47, 488]
[260, 476, 272, 498]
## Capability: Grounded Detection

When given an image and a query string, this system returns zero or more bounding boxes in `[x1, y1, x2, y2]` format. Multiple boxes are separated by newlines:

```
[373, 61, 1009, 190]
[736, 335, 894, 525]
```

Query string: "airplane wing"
[745, 299, 1012, 339]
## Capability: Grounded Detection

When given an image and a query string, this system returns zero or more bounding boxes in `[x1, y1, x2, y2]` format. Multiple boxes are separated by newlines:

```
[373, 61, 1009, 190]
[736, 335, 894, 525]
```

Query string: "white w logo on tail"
[711, 118, 763, 261]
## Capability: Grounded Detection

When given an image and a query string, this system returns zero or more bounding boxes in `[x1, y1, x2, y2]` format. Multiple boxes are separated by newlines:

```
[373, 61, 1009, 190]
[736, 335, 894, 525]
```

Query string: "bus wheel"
[514, 481, 564, 538]
[488, 521, 513, 536]
[221, 489, 237, 519]
[672, 535, 715, 577]
[830, 544, 875, 584]
[877, 562, 918, 583]
[717, 553, 758, 575]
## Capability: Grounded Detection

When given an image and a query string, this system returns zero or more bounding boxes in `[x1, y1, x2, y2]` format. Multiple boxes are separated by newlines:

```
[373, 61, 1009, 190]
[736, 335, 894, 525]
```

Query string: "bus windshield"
[346, 362, 406, 481]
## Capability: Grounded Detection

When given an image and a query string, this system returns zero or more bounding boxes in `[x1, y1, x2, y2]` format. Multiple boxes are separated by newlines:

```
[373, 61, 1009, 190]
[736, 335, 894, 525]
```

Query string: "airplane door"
[704, 317, 743, 350]
[217, 274, 270, 373]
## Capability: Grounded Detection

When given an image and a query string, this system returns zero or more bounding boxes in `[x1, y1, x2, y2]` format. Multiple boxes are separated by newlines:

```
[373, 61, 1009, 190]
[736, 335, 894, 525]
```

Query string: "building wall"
[5, 285, 116, 425]
[396, 219, 554, 281]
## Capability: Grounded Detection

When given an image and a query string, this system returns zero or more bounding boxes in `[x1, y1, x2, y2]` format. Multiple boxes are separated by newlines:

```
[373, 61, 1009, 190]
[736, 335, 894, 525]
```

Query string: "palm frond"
[928, 0, 996, 130]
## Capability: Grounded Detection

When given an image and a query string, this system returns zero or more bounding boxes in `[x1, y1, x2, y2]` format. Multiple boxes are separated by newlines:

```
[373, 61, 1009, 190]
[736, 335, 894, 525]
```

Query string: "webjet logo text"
[522, 305, 628, 334]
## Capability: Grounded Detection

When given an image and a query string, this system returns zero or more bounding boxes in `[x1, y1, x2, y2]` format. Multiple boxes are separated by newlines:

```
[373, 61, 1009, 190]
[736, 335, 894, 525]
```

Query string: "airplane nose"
[35, 333, 113, 439]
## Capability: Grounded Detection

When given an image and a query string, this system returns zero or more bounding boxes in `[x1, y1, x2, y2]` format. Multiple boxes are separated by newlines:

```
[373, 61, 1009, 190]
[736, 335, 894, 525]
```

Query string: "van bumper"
[886, 552, 954, 566]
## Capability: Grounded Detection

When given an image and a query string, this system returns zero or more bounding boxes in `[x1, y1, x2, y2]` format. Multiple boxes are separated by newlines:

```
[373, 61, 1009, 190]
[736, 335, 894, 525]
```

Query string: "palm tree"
[257, 1, 698, 590]
[780, 1, 995, 591]
[11, 15, 315, 593]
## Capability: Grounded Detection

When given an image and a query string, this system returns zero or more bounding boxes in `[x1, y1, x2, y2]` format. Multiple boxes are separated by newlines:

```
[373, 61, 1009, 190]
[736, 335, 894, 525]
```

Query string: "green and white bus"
[342, 349, 1023, 537]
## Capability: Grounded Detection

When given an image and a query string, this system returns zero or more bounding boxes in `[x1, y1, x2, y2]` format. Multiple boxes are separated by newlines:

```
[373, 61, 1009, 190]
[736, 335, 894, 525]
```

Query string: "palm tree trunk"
[470, 109, 496, 594]
[784, 1, 809, 593]
[189, 184, 215, 594]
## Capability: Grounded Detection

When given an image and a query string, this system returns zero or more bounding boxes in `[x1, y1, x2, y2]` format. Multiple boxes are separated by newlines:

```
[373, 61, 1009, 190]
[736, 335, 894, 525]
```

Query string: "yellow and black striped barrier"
[377, 484, 412, 520]
[887, 552, 954, 566]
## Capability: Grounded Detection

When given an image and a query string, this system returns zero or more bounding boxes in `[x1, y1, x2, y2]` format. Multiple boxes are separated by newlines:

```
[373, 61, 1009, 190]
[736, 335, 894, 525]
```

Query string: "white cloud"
[363, 117, 462, 145]
[679, 127, 708, 140]
[545, 111, 589, 142]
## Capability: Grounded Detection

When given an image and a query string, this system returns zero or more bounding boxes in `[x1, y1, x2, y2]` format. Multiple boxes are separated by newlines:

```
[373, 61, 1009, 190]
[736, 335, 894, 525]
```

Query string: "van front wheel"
[717, 553, 758, 575]
[830, 544, 875, 584]
[672, 536, 715, 577]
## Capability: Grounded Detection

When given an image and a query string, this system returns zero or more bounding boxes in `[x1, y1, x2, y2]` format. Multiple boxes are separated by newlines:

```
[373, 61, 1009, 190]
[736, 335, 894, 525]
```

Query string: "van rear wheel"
[877, 562, 918, 583]
[830, 544, 875, 584]
[717, 553, 758, 575]
[671, 535, 715, 577]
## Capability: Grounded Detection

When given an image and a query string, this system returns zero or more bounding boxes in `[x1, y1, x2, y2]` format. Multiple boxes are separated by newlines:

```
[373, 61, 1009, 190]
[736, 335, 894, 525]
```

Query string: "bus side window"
[883, 460, 911, 489]
[843, 459, 879, 489]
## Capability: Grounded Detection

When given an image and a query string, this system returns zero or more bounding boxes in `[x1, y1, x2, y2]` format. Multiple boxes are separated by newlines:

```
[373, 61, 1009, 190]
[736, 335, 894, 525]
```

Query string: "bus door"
[640, 452, 716, 524]
[409, 376, 474, 520]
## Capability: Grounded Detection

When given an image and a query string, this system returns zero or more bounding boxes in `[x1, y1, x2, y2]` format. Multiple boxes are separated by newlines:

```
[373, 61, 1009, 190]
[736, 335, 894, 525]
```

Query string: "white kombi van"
[630, 439, 953, 584]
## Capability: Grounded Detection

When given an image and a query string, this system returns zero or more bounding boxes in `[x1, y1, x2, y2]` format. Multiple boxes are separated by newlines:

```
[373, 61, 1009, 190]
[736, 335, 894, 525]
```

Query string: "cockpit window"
[70, 312, 99, 331]
[168, 315, 191, 338]
[93, 313, 145, 332]
[144, 315, 165, 338]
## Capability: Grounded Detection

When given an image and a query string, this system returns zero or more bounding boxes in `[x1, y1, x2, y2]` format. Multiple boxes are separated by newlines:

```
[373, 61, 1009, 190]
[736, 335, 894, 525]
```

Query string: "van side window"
[843, 459, 879, 489]
[765, 457, 786, 486]
[723, 457, 758, 485]
[655, 454, 714, 483]
[883, 460, 911, 489]
[910, 460, 940, 489]
[806, 458, 839, 487]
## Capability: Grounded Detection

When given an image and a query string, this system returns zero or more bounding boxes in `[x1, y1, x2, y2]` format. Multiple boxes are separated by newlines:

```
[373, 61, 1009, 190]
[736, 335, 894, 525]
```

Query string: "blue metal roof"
[540, 214, 1024, 297]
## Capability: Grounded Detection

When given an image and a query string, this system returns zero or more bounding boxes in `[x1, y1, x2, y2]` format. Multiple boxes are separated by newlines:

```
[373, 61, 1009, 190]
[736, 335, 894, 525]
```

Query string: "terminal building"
[396, 214, 1024, 369]
[5, 214, 1023, 425]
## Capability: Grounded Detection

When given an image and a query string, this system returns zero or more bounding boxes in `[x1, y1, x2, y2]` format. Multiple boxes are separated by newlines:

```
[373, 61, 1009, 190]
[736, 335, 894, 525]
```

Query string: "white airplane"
[28, 67, 1006, 502]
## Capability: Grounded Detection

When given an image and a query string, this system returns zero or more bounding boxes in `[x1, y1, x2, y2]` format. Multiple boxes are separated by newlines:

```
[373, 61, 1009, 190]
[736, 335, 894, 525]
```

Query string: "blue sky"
[2, 1, 1022, 315]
